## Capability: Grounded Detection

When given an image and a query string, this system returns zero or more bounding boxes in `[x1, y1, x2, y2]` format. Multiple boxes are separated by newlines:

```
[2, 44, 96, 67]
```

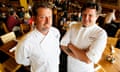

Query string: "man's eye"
[38, 16, 46, 19]
[40, 16, 45, 18]
[89, 15, 92, 17]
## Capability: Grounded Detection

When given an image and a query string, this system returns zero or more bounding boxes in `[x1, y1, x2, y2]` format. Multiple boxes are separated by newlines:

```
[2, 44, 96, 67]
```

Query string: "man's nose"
[85, 15, 89, 21]
[45, 16, 50, 24]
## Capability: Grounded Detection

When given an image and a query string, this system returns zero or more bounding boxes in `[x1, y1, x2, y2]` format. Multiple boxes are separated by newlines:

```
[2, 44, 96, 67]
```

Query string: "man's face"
[81, 8, 98, 27]
[35, 8, 52, 32]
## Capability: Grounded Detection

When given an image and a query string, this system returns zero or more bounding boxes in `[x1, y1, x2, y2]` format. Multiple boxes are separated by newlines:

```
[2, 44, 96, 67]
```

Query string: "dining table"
[98, 46, 120, 72]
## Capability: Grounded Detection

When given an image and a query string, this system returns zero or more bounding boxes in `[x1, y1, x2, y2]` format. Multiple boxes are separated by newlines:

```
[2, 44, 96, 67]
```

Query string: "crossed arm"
[61, 43, 91, 64]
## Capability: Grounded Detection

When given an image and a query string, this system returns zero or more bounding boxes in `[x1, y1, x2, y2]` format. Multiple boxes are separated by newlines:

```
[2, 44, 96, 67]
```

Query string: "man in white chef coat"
[61, 2, 107, 72]
[15, 1, 60, 72]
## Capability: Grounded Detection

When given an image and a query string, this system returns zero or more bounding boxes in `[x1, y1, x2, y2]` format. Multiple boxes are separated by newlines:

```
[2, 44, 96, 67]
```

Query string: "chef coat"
[61, 23, 107, 72]
[15, 27, 60, 72]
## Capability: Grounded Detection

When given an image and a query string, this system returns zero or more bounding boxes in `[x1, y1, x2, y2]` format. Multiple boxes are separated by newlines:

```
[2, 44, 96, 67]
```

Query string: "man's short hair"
[81, 2, 102, 15]
[32, 1, 52, 16]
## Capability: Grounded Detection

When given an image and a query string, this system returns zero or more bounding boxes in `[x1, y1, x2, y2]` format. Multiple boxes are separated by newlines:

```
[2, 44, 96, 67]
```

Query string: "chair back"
[20, 24, 31, 34]
[1, 22, 9, 33]
[0, 32, 16, 44]
[107, 37, 118, 47]
[0, 63, 4, 72]
[115, 29, 120, 39]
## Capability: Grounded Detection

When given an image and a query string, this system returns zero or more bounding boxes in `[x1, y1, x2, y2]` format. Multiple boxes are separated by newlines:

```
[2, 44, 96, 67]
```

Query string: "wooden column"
[118, 0, 120, 8]
[19, 0, 28, 10]
[28, 0, 33, 6]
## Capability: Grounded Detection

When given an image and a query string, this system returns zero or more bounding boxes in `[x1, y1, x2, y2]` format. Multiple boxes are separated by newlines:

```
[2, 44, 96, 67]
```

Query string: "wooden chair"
[0, 32, 22, 72]
[1, 22, 9, 33]
[115, 29, 120, 38]
[107, 37, 118, 47]
[115, 29, 120, 48]
[20, 24, 31, 35]
[94, 64, 105, 72]
[0, 63, 4, 72]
